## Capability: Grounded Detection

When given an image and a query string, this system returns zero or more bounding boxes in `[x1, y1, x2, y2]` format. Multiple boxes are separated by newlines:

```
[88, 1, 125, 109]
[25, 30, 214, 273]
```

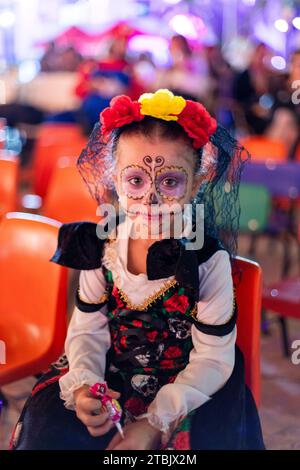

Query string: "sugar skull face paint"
[120, 165, 152, 200]
[114, 133, 201, 234]
[120, 158, 187, 202]
[155, 166, 188, 201]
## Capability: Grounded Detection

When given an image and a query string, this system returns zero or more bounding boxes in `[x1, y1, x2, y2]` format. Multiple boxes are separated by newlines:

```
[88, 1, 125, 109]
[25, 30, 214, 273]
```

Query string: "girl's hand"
[74, 385, 120, 437]
[106, 418, 162, 450]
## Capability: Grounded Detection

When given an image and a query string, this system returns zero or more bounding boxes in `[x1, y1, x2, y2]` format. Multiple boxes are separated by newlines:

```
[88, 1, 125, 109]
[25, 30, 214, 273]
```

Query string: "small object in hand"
[89, 382, 124, 439]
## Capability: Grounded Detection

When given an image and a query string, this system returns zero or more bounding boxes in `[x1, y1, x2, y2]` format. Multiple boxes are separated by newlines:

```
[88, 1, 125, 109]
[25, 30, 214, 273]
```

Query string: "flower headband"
[100, 89, 217, 149]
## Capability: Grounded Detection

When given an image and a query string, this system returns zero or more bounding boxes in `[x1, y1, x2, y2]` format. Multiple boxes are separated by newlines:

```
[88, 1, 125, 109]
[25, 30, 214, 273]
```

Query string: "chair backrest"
[42, 165, 100, 223]
[0, 213, 68, 385]
[239, 182, 271, 233]
[0, 154, 19, 218]
[240, 136, 287, 163]
[33, 128, 87, 198]
[233, 256, 262, 406]
[35, 123, 84, 146]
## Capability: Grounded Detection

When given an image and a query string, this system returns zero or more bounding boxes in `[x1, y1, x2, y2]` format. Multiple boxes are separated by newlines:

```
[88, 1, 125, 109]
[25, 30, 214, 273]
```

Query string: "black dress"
[11, 220, 265, 450]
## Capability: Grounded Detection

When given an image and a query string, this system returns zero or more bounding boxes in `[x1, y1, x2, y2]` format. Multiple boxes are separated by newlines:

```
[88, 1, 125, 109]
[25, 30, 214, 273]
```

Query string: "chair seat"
[0, 319, 57, 384]
[0, 213, 68, 386]
[262, 277, 300, 319]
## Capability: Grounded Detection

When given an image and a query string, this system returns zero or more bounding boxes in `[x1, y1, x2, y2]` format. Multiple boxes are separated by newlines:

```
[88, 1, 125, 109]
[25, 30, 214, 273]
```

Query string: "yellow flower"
[138, 89, 186, 121]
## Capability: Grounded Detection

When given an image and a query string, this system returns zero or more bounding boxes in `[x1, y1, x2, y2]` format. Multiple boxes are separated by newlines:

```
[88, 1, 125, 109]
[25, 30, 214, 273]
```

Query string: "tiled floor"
[1, 234, 300, 450]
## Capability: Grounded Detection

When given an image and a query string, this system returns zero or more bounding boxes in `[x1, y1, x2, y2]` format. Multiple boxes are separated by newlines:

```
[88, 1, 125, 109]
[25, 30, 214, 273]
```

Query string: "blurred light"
[270, 289, 279, 297]
[5, 127, 22, 154]
[169, 14, 205, 40]
[129, 35, 169, 67]
[0, 80, 6, 104]
[248, 219, 258, 231]
[164, 0, 182, 4]
[265, 160, 277, 170]
[58, 156, 74, 167]
[0, 10, 15, 28]
[274, 19, 289, 33]
[288, 186, 298, 199]
[22, 194, 42, 210]
[259, 94, 274, 109]
[271, 55, 286, 70]
[292, 17, 300, 30]
[18, 60, 40, 84]
[242, 0, 256, 5]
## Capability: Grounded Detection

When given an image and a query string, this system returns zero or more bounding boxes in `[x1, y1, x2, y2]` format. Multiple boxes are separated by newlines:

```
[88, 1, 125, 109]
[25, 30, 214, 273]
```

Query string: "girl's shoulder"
[50, 214, 125, 270]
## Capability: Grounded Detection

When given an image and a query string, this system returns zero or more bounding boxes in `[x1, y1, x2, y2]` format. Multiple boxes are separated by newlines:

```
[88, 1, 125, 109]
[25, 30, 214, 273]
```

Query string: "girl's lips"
[144, 214, 162, 220]
[127, 209, 176, 219]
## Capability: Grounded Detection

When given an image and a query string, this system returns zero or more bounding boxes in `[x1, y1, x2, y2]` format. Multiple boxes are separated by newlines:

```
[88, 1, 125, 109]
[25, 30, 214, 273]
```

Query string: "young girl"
[11, 89, 264, 450]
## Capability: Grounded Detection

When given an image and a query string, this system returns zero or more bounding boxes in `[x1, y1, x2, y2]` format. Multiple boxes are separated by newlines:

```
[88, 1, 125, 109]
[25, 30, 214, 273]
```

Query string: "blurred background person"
[155, 34, 210, 104]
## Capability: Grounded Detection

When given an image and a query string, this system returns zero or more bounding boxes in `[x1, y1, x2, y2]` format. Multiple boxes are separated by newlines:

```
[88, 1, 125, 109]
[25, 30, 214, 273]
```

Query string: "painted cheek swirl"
[120, 165, 152, 199]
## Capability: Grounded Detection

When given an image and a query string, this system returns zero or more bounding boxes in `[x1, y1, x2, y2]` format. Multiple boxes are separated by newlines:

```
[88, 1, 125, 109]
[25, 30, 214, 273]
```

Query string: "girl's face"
[113, 133, 201, 234]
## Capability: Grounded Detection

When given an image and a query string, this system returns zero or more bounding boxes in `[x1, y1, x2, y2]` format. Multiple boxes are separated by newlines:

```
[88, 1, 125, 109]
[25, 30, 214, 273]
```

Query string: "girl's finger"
[107, 388, 121, 399]
[87, 419, 114, 437]
[77, 409, 109, 427]
[80, 396, 104, 413]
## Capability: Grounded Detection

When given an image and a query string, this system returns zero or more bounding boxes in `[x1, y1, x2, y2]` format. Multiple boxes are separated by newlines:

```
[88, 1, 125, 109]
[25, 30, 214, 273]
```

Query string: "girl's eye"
[128, 176, 143, 186]
[161, 178, 178, 188]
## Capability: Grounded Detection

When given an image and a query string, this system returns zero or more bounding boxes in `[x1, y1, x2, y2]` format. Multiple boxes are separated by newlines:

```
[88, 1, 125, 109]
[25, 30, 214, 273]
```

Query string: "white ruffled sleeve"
[59, 268, 111, 410]
[137, 250, 236, 435]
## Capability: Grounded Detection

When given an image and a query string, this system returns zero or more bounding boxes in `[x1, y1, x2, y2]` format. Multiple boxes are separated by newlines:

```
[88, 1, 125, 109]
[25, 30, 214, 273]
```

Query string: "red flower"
[132, 319, 143, 328]
[112, 285, 125, 308]
[120, 335, 127, 348]
[124, 396, 147, 417]
[167, 375, 177, 384]
[146, 330, 158, 342]
[177, 100, 217, 149]
[100, 95, 143, 136]
[173, 431, 190, 450]
[163, 293, 189, 314]
[164, 346, 182, 359]
[160, 359, 175, 369]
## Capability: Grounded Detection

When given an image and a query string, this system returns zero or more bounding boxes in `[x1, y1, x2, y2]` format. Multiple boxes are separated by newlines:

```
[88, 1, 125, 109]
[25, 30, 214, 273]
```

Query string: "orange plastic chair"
[42, 165, 100, 223]
[33, 125, 87, 198]
[0, 153, 19, 218]
[240, 136, 287, 163]
[262, 277, 300, 357]
[35, 123, 84, 147]
[0, 212, 68, 386]
[233, 256, 262, 406]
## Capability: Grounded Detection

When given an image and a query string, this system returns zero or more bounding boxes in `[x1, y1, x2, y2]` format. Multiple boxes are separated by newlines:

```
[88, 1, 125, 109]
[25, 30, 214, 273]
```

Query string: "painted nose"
[148, 192, 159, 204]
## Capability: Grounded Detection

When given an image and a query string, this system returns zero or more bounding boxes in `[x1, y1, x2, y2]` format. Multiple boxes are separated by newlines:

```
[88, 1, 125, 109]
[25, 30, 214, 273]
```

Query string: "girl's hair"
[111, 116, 203, 175]
[77, 118, 249, 257]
